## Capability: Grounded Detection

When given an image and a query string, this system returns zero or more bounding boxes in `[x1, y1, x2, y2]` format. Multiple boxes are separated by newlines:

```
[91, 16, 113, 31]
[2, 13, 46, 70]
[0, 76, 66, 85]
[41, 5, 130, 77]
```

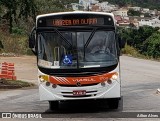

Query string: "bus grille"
[61, 91, 98, 98]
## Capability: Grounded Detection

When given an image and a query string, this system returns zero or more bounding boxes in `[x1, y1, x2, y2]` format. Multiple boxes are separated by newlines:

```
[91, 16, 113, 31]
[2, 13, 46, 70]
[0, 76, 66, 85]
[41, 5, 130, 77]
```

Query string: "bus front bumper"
[39, 80, 121, 101]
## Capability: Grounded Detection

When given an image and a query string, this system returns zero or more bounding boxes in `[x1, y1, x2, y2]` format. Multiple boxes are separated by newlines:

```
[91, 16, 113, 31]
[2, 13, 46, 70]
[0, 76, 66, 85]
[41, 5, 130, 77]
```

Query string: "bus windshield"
[37, 28, 118, 69]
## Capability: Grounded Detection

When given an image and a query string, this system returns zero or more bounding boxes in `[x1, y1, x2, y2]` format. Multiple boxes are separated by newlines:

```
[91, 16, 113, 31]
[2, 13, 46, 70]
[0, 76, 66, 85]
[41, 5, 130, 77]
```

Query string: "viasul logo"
[73, 78, 96, 82]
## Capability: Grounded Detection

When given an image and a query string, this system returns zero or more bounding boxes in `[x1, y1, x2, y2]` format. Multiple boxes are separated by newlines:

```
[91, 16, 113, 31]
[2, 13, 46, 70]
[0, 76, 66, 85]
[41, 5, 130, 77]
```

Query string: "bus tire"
[108, 98, 119, 109]
[49, 101, 59, 110]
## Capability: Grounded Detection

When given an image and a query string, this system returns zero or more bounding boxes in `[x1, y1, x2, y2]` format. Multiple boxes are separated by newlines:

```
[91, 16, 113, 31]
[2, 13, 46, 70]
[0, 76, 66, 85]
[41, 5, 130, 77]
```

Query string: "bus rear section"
[29, 11, 124, 110]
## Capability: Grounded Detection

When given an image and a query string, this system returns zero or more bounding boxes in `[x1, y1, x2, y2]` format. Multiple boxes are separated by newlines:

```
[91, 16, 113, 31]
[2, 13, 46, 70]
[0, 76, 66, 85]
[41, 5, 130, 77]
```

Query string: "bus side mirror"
[29, 27, 37, 55]
[118, 36, 125, 49]
[29, 36, 35, 48]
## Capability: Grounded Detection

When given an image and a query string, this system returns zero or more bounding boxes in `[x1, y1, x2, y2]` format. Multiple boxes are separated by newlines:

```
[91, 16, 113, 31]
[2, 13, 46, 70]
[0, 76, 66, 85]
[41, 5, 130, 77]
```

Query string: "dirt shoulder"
[0, 56, 38, 85]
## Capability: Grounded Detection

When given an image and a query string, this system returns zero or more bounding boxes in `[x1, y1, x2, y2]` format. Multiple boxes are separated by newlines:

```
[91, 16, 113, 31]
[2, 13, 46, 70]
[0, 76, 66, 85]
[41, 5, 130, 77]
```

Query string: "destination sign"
[53, 18, 98, 26]
[37, 14, 114, 27]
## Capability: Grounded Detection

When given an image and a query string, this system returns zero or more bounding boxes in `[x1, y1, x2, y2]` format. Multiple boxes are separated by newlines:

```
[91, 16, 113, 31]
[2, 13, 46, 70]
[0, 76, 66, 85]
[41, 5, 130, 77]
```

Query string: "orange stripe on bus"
[49, 72, 117, 85]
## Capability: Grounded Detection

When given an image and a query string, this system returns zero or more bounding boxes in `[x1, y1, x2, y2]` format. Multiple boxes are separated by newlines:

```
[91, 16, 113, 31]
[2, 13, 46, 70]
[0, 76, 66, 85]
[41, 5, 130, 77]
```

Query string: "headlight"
[39, 77, 45, 82]
[111, 73, 118, 80]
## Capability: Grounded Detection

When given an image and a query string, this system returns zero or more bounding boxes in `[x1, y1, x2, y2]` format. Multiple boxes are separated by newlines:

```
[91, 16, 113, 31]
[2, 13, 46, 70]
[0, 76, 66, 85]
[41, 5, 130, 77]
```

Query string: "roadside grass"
[0, 79, 35, 89]
[121, 44, 160, 61]
[0, 32, 33, 55]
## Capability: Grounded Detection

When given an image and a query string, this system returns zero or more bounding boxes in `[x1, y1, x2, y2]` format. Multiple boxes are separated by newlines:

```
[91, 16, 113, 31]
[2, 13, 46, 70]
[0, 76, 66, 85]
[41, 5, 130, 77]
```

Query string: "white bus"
[29, 11, 124, 110]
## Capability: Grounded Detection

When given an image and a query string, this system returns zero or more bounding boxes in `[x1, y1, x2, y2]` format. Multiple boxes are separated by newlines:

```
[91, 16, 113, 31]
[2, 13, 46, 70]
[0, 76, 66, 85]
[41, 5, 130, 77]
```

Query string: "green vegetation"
[127, 9, 141, 16]
[142, 32, 160, 59]
[122, 44, 148, 59]
[119, 26, 160, 60]
[0, 0, 37, 33]
[0, 33, 32, 55]
[0, 0, 76, 55]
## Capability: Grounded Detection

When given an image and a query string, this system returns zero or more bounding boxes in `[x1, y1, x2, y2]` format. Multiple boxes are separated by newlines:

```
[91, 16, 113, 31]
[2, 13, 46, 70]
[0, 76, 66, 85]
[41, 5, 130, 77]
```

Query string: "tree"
[144, 13, 151, 17]
[128, 9, 141, 16]
[0, 0, 17, 33]
[0, 40, 3, 50]
[0, 0, 37, 33]
[118, 26, 159, 54]
[18, 0, 37, 20]
[35, 0, 70, 14]
[142, 32, 160, 58]
[60, 0, 78, 5]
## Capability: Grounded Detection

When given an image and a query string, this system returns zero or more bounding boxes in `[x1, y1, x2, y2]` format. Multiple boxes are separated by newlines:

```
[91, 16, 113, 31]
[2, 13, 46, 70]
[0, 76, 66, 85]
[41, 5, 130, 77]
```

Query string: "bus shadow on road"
[44, 97, 123, 114]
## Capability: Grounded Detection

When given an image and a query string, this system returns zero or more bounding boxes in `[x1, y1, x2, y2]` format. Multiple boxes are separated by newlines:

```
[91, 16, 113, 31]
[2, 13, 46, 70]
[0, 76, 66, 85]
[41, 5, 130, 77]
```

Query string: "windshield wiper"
[84, 28, 97, 48]
[54, 28, 72, 47]
[83, 28, 97, 60]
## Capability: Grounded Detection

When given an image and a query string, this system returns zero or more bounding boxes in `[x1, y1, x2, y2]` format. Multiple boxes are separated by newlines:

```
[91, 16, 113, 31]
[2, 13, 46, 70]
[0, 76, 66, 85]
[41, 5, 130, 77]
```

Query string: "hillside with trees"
[0, 0, 160, 60]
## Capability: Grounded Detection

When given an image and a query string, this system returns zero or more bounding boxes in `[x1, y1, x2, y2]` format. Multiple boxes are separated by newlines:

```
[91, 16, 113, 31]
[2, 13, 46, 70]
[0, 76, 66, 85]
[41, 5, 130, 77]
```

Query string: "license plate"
[73, 90, 86, 96]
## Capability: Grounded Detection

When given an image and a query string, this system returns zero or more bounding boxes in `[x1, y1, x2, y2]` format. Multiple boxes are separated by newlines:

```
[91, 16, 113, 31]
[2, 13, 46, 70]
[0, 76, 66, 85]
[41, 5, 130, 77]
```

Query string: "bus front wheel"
[49, 101, 59, 110]
[108, 98, 119, 109]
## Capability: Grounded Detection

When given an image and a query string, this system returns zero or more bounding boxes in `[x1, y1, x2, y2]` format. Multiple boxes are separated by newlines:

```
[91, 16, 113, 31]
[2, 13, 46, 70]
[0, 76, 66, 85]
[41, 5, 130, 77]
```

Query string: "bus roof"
[37, 11, 114, 20]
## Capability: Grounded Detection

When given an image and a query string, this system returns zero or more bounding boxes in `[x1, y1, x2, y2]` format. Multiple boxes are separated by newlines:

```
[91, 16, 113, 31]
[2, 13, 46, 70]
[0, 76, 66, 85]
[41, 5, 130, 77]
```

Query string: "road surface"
[0, 55, 160, 120]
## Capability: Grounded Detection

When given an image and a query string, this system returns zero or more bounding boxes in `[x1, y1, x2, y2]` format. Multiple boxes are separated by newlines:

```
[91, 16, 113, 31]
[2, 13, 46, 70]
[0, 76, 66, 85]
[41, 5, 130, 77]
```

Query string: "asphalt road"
[0, 55, 160, 120]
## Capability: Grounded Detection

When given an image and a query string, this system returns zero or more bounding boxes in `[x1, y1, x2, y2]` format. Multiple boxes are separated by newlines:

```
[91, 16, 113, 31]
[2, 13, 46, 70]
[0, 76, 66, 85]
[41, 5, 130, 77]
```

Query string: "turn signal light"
[39, 75, 49, 82]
